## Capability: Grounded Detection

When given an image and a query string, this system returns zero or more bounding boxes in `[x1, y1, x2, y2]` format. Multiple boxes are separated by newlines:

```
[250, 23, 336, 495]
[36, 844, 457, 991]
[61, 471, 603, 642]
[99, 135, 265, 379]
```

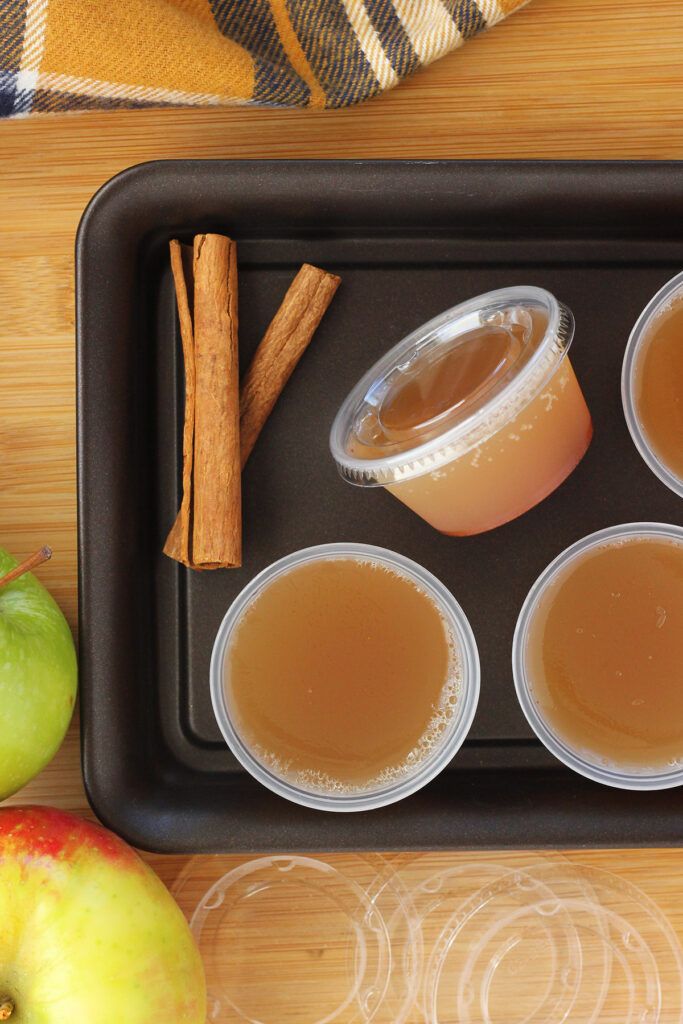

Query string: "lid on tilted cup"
[330, 286, 575, 486]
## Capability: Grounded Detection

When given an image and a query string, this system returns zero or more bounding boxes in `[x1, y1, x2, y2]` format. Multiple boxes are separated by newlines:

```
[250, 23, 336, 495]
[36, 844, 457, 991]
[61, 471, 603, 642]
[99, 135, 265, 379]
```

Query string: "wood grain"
[1, 0, 682, 1015]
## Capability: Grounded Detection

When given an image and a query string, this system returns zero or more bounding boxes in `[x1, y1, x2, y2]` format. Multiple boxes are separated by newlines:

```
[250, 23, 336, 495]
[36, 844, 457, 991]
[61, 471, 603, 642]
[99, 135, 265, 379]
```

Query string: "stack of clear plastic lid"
[172, 852, 683, 1024]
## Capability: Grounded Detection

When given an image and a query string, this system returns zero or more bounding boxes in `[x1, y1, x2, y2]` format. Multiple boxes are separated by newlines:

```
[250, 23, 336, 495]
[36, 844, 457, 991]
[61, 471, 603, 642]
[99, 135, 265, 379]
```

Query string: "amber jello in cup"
[210, 543, 479, 812]
[622, 270, 683, 497]
[330, 287, 593, 535]
[513, 523, 683, 790]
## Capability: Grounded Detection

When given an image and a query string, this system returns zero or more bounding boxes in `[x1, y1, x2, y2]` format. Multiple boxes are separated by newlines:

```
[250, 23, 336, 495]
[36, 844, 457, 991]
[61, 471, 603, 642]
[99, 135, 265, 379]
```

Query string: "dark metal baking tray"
[77, 160, 683, 853]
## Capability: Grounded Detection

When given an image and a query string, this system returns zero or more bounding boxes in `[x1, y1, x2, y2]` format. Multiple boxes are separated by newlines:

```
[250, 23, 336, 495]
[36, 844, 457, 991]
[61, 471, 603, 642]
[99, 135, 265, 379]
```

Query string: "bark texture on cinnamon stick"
[191, 233, 242, 568]
[163, 241, 195, 566]
[239, 263, 341, 468]
[163, 234, 241, 570]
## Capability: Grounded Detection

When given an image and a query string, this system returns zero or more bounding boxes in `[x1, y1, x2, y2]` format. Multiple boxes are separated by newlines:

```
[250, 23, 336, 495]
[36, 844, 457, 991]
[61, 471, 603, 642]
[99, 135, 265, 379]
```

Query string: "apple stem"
[0, 998, 13, 1019]
[0, 546, 52, 591]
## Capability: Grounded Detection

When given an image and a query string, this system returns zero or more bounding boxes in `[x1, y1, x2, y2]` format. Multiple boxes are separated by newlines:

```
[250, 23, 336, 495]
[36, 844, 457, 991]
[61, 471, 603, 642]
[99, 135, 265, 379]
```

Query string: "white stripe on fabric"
[477, 0, 504, 26]
[340, 0, 398, 90]
[37, 71, 248, 108]
[16, 69, 39, 93]
[390, 0, 461, 65]
[18, 0, 49, 68]
[13, 0, 49, 114]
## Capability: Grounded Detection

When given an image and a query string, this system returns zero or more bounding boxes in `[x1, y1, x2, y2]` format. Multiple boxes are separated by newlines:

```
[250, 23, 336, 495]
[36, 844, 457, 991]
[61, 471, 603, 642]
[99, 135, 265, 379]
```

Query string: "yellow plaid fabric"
[1, 0, 529, 115]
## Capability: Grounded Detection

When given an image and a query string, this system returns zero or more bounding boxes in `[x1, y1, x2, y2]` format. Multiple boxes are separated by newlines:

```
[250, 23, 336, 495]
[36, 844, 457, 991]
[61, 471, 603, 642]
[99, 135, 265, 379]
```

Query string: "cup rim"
[512, 522, 683, 791]
[210, 543, 480, 812]
[621, 270, 683, 498]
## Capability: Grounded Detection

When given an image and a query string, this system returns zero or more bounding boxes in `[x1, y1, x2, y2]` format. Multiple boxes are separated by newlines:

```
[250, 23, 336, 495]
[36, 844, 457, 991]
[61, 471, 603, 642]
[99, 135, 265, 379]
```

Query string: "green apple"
[0, 806, 206, 1022]
[0, 546, 77, 799]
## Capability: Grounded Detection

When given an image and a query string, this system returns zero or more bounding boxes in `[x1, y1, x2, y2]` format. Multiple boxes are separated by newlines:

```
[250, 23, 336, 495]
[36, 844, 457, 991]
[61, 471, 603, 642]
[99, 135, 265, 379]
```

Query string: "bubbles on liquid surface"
[257, 662, 464, 797]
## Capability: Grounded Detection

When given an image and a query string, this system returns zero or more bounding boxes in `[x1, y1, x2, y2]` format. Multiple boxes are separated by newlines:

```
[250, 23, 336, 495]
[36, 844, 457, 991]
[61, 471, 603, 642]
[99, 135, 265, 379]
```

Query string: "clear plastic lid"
[412, 856, 683, 1024]
[171, 852, 683, 1024]
[171, 853, 409, 1024]
[330, 287, 574, 486]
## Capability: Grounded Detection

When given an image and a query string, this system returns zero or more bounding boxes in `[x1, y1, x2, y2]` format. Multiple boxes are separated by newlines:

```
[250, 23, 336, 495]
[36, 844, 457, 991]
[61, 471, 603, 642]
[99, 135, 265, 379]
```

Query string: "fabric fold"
[0, 0, 530, 116]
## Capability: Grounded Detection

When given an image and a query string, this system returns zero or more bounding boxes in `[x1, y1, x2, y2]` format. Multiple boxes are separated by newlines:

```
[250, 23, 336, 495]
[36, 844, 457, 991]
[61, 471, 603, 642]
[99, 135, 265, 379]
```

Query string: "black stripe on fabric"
[0, 0, 28, 115]
[0, 72, 18, 117]
[253, 57, 310, 106]
[0, 0, 27, 71]
[28, 89, 155, 113]
[209, 0, 289, 69]
[445, 0, 487, 39]
[284, 0, 379, 107]
[10, 84, 36, 115]
[362, 0, 420, 78]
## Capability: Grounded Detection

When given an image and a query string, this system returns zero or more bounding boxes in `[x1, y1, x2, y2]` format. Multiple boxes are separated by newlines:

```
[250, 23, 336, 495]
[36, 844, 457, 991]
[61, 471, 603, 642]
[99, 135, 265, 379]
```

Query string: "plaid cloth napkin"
[1, 0, 529, 116]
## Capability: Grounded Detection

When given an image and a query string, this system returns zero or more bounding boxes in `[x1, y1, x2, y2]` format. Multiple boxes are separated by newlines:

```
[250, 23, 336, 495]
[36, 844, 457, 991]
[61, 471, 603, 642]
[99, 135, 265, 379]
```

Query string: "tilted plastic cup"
[330, 287, 593, 536]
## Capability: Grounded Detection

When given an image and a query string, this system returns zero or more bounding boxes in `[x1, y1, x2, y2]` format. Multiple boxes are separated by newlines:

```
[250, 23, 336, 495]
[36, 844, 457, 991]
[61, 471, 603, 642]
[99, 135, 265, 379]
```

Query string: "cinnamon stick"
[164, 246, 340, 571]
[191, 233, 241, 568]
[163, 241, 195, 566]
[239, 263, 341, 467]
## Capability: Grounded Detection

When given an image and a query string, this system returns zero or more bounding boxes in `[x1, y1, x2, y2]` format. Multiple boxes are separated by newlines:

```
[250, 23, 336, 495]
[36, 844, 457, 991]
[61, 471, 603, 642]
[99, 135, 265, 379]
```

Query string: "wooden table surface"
[1, 0, 683, 1019]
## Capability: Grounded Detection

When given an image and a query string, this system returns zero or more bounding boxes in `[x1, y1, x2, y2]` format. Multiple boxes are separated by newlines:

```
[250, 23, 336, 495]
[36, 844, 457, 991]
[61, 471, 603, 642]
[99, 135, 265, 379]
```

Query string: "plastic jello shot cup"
[512, 523, 683, 790]
[330, 287, 593, 536]
[210, 543, 480, 812]
[622, 270, 683, 498]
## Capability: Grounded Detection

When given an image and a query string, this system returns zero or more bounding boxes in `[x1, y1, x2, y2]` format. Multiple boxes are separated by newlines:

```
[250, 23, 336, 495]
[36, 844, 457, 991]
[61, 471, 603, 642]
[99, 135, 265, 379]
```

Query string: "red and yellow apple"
[0, 806, 206, 1022]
